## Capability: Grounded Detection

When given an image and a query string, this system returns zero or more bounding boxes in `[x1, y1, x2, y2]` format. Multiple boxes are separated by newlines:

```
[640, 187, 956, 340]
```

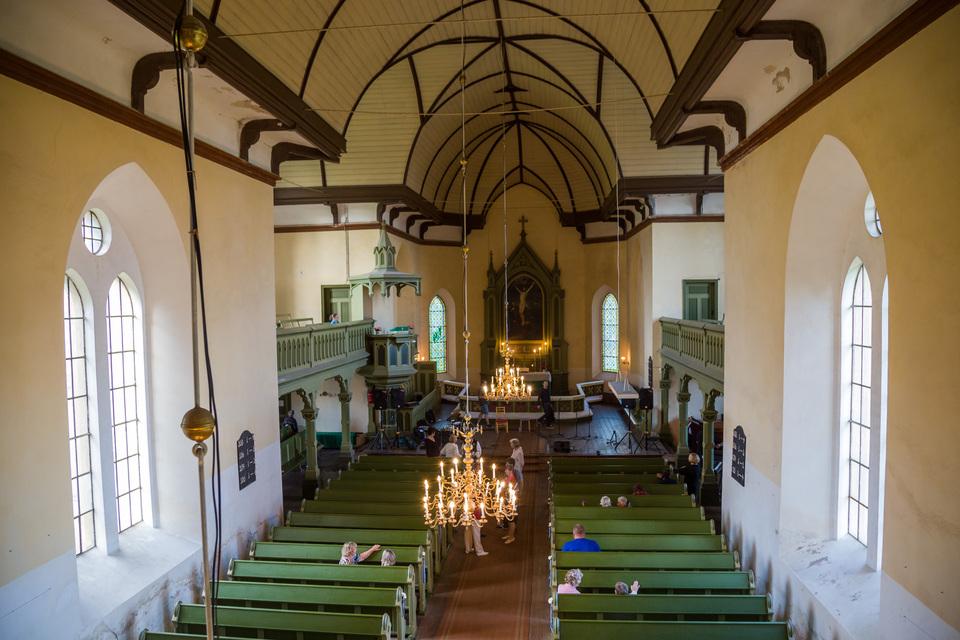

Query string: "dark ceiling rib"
[271, 142, 326, 174]
[438, 124, 515, 215]
[109, 0, 345, 159]
[689, 100, 746, 141]
[651, 0, 776, 147]
[432, 119, 511, 207]
[746, 20, 827, 80]
[595, 53, 604, 118]
[524, 121, 604, 204]
[658, 125, 725, 158]
[239, 118, 294, 160]
[423, 111, 502, 198]
[636, 0, 678, 78]
[468, 121, 516, 216]
[479, 165, 561, 221]
[131, 51, 206, 113]
[515, 121, 524, 182]
[299, 0, 347, 98]
[523, 123, 576, 212]
[408, 57, 426, 125]
[273, 184, 469, 227]
[520, 106, 613, 186]
[208, 0, 222, 23]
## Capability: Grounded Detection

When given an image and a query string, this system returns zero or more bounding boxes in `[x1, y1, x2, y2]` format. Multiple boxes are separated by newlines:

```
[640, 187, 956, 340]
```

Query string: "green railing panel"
[277, 319, 374, 384]
[659, 317, 724, 384]
[553, 534, 724, 552]
[558, 620, 789, 640]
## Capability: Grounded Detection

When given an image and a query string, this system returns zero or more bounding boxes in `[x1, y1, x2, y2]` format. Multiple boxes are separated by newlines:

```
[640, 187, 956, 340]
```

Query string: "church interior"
[1, 1, 958, 638]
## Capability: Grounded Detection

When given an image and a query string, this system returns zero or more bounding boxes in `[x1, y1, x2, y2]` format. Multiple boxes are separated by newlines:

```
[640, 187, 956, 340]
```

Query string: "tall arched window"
[64, 275, 96, 554]
[428, 296, 447, 373]
[106, 277, 143, 532]
[846, 264, 872, 544]
[601, 293, 619, 373]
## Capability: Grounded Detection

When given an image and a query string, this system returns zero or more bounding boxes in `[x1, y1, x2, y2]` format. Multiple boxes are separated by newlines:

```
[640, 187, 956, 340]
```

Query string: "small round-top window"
[864, 192, 882, 238]
[81, 210, 109, 255]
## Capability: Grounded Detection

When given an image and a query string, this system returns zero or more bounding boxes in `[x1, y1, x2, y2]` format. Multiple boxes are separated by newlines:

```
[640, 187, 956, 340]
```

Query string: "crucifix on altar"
[518, 214, 529, 240]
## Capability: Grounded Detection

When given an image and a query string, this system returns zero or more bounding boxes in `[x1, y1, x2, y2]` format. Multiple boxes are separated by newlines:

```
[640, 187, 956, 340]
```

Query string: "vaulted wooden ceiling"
[194, 0, 720, 217]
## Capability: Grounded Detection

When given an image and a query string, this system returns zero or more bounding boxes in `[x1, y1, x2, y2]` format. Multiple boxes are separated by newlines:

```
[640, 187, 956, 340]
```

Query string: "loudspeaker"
[553, 440, 571, 453]
[637, 387, 654, 410]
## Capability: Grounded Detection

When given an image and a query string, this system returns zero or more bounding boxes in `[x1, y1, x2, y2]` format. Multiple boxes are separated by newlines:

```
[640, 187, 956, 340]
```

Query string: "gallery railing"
[659, 317, 724, 381]
[276, 319, 374, 380]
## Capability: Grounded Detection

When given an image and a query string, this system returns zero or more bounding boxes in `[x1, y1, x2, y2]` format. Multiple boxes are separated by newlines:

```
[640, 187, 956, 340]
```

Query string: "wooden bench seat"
[554, 518, 714, 535]
[551, 494, 694, 507]
[552, 472, 676, 483]
[228, 559, 419, 618]
[270, 526, 439, 574]
[568, 569, 755, 594]
[300, 499, 425, 516]
[551, 480, 686, 495]
[352, 456, 437, 469]
[174, 602, 392, 639]
[553, 550, 739, 571]
[550, 459, 668, 473]
[554, 534, 725, 552]
[327, 477, 438, 492]
[555, 593, 771, 621]
[312, 489, 427, 504]
[214, 581, 408, 639]
[251, 541, 430, 600]
[557, 619, 791, 639]
[553, 506, 704, 521]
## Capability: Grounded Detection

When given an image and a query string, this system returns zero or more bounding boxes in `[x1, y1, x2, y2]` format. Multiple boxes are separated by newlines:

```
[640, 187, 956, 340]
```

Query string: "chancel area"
[1, 1, 958, 639]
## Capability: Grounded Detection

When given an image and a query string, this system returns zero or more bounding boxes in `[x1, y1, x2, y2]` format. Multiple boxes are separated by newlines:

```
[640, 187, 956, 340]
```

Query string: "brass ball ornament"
[181, 405, 216, 442]
[177, 15, 209, 52]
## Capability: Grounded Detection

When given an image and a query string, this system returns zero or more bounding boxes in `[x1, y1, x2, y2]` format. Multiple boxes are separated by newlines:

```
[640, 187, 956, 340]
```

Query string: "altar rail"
[277, 319, 374, 385]
[659, 317, 724, 384]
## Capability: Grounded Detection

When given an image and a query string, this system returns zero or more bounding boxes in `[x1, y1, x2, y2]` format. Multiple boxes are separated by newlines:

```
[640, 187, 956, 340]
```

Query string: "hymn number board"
[731, 425, 746, 486]
[237, 430, 256, 490]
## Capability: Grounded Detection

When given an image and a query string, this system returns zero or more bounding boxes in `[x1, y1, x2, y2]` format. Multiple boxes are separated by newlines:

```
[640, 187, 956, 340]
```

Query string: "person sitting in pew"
[560, 523, 601, 552]
[380, 549, 396, 566]
[614, 580, 641, 595]
[632, 483, 648, 496]
[339, 541, 381, 565]
[616, 496, 630, 508]
[599, 495, 612, 508]
[558, 568, 583, 594]
[656, 465, 678, 484]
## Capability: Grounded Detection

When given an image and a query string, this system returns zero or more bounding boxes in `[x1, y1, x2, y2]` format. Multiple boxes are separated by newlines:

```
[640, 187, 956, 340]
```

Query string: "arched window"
[601, 293, 619, 373]
[106, 277, 144, 532]
[428, 296, 447, 373]
[64, 275, 96, 554]
[845, 264, 872, 544]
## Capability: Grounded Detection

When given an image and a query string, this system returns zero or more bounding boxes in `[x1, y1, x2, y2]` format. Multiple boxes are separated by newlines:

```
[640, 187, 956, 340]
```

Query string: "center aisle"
[416, 432, 551, 639]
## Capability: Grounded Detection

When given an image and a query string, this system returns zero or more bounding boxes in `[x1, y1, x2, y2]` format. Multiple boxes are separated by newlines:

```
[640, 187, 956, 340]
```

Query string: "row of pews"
[548, 455, 793, 639]
[140, 454, 448, 640]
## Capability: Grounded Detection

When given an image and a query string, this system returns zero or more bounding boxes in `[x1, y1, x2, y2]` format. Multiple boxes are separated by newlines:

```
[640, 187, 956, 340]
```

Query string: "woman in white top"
[509, 438, 524, 488]
[439, 433, 460, 458]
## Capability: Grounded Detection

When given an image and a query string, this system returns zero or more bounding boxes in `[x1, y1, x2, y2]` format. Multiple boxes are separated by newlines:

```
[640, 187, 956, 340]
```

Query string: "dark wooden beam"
[688, 100, 747, 140]
[651, 0, 776, 146]
[274, 185, 469, 228]
[270, 142, 326, 174]
[108, 0, 345, 159]
[721, 0, 960, 170]
[746, 20, 827, 80]
[406, 214, 426, 235]
[0, 48, 277, 185]
[240, 119, 293, 160]
[274, 222, 461, 247]
[659, 126, 725, 158]
[131, 51, 206, 112]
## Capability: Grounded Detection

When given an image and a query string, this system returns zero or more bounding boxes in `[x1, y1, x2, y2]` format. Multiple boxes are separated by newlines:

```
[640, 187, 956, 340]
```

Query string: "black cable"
[173, 4, 223, 637]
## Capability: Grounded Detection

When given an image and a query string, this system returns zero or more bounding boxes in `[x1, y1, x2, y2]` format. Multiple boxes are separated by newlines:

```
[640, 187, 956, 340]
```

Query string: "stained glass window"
[847, 264, 872, 544]
[64, 275, 96, 554]
[601, 293, 619, 373]
[429, 296, 447, 373]
[106, 277, 143, 532]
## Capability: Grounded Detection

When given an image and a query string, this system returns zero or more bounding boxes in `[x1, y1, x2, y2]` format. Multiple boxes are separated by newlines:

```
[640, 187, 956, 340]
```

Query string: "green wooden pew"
[555, 593, 771, 622]
[567, 569, 756, 594]
[312, 489, 426, 504]
[553, 550, 740, 572]
[327, 477, 438, 493]
[550, 455, 668, 467]
[553, 505, 704, 521]
[551, 481, 686, 495]
[213, 581, 408, 640]
[174, 602, 392, 639]
[352, 456, 438, 469]
[270, 526, 439, 576]
[301, 499, 425, 516]
[551, 494, 693, 507]
[552, 472, 679, 484]
[251, 541, 430, 597]
[553, 518, 714, 536]
[550, 460, 669, 474]
[141, 633, 249, 640]
[228, 559, 419, 619]
[557, 619, 792, 639]
[554, 534, 725, 552]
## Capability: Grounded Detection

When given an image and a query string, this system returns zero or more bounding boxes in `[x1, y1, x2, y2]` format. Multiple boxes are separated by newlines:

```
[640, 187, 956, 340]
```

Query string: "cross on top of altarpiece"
[518, 215, 529, 240]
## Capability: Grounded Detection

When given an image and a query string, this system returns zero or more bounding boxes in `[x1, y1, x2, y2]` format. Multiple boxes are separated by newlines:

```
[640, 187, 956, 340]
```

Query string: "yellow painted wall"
[0, 76, 279, 585]
[723, 7, 960, 626]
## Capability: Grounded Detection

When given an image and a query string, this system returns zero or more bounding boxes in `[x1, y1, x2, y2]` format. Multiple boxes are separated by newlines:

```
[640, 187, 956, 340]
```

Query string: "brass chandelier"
[484, 343, 531, 400]
[422, 417, 517, 527]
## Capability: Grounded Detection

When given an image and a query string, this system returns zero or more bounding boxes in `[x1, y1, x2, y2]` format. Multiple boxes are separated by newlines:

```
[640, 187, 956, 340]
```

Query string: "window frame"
[845, 263, 872, 545]
[682, 279, 719, 322]
[600, 293, 619, 373]
[428, 295, 447, 374]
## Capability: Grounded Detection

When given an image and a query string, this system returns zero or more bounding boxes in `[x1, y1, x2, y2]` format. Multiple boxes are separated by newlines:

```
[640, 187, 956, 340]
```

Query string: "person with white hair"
[558, 568, 583, 594]
[509, 437, 525, 488]
[599, 495, 612, 508]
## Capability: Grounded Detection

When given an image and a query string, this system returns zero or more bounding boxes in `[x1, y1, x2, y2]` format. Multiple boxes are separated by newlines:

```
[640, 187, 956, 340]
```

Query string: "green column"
[297, 389, 319, 499]
[658, 364, 672, 437]
[676, 375, 692, 459]
[336, 376, 353, 458]
[701, 389, 720, 485]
